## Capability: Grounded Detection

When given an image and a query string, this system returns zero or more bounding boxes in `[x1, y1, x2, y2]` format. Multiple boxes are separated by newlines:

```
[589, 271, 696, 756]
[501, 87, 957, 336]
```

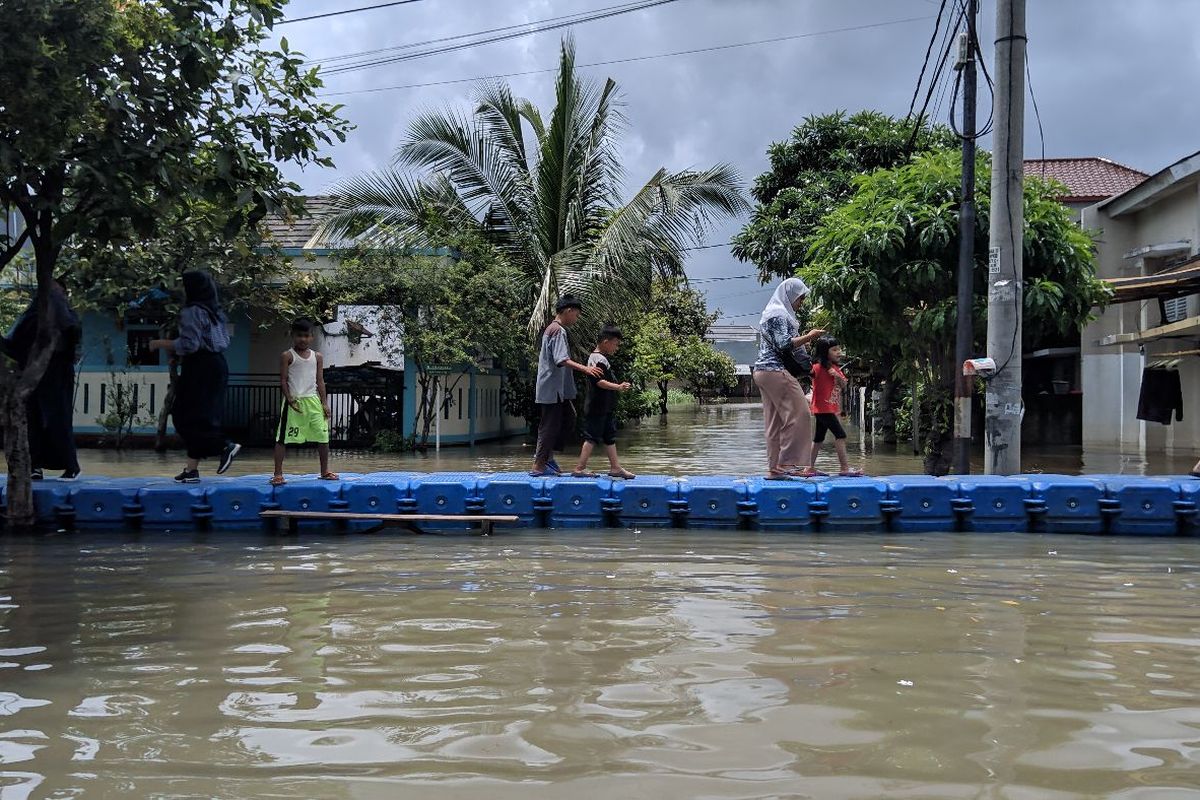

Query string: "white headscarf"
[759, 277, 809, 329]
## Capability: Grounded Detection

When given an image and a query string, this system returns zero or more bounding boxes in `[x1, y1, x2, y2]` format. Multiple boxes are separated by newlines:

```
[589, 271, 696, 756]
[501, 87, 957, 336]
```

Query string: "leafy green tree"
[732, 110, 957, 282]
[333, 234, 532, 449]
[624, 278, 733, 414]
[320, 37, 748, 338]
[0, 0, 349, 525]
[804, 149, 1109, 474]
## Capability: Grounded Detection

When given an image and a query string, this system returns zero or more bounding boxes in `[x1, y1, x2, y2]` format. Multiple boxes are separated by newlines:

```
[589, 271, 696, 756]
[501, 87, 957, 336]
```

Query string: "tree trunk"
[922, 358, 956, 476]
[1, 329, 60, 529]
[879, 376, 901, 444]
[414, 373, 431, 449]
[658, 380, 669, 415]
[154, 359, 179, 452]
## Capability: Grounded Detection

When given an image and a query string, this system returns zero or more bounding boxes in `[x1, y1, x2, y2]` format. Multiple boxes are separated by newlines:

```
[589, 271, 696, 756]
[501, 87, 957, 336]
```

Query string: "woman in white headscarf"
[752, 277, 826, 478]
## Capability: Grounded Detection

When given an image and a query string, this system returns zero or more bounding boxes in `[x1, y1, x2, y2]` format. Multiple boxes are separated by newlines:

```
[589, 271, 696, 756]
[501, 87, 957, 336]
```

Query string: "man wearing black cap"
[530, 295, 603, 476]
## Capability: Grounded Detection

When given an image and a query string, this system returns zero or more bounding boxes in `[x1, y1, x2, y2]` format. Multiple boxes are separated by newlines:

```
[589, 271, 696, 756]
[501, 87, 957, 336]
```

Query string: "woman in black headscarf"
[150, 271, 241, 482]
[4, 278, 82, 480]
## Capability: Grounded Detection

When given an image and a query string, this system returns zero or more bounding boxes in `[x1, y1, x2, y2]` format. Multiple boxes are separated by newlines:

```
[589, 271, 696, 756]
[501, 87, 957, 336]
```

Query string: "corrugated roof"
[1024, 158, 1149, 202]
[261, 196, 335, 249]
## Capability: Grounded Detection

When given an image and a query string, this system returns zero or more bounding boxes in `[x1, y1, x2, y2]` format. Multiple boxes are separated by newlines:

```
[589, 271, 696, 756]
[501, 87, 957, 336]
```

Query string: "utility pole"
[952, 0, 979, 475]
[985, 0, 1026, 475]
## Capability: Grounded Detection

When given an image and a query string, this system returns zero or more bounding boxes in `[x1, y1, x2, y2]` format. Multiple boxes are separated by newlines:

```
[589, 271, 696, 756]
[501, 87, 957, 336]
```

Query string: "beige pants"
[754, 369, 812, 474]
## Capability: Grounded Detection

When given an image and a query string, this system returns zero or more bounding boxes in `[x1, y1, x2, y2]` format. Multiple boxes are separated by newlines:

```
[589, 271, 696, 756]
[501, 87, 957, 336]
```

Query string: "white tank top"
[287, 348, 318, 398]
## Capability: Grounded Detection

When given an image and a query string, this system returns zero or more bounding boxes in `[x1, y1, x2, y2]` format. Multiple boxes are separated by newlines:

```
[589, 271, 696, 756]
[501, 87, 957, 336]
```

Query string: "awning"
[1105, 255, 1200, 304]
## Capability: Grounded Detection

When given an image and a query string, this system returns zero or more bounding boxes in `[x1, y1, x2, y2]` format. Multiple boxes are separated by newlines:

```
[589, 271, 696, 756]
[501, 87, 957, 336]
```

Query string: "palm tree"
[320, 37, 749, 335]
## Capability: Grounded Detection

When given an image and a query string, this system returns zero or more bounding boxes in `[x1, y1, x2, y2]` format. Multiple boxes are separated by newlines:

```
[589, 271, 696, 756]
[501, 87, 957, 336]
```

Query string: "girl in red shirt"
[808, 336, 862, 476]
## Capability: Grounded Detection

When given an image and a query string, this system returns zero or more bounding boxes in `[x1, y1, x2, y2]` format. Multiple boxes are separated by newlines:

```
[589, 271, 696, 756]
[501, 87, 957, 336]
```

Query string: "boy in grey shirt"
[530, 295, 602, 476]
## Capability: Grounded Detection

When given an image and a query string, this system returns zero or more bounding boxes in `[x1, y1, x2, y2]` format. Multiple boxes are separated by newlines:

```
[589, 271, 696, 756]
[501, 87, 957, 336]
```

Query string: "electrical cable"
[1026, 55, 1046, 174]
[306, 0, 660, 65]
[905, 0, 965, 154]
[319, 0, 684, 75]
[907, 0, 949, 120]
[320, 15, 934, 96]
[279, 0, 428, 26]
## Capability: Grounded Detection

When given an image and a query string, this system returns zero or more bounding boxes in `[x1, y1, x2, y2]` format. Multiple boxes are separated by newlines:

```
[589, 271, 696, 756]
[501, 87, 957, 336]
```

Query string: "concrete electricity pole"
[952, 0, 979, 475]
[984, 0, 1026, 475]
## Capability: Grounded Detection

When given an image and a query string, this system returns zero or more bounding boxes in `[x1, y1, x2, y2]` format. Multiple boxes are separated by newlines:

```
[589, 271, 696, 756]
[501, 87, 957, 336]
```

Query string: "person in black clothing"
[4, 278, 82, 480]
[572, 326, 636, 479]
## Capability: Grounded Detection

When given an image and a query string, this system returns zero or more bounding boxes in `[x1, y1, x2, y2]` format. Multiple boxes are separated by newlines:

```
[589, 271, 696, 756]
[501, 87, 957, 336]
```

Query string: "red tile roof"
[1024, 158, 1149, 203]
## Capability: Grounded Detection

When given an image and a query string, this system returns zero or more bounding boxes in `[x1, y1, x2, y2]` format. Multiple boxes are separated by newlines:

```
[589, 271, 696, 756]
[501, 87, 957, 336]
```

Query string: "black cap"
[556, 294, 583, 312]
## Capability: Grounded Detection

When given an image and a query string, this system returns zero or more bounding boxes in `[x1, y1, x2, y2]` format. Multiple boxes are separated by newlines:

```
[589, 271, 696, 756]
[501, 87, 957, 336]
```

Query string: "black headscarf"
[182, 271, 226, 325]
[4, 280, 80, 365]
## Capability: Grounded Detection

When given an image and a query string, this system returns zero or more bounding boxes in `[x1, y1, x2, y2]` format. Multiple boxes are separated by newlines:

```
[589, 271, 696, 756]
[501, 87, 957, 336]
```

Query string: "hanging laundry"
[1136, 368, 1183, 424]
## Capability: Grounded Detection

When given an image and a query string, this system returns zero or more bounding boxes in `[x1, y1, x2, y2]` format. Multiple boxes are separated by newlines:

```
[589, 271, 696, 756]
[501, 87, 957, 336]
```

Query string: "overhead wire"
[279, 0, 428, 25]
[905, 0, 966, 153]
[906, 0, 949, 120]
[318, 0, 685, 75]
[306, 0, 666, 65]
[319, 15, 934, 96]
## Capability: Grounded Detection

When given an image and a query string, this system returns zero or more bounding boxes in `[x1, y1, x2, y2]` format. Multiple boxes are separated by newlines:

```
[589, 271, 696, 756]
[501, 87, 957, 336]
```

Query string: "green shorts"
[278, 395, 329, 445]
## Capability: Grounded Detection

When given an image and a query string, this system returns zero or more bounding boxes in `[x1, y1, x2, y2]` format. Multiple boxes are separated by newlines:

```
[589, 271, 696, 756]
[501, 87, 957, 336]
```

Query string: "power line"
[320, 0, 685, 76]
[307, 0, 662, 65]
[905, 0, 965, 152]
[279, 0, 428, 26]
[907, 0, 949, 119]
[321, 16, 934, 96]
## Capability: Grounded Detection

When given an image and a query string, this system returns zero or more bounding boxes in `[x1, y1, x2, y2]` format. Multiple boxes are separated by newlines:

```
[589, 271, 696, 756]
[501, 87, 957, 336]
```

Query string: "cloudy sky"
[267, 0, 1200, 323]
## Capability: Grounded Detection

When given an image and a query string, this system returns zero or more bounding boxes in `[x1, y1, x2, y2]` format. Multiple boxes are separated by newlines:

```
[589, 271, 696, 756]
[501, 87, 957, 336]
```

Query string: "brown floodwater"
[4, 407, 1198, 797]
[69, 403, 1198, 479]
[1, 531, 1198, 798]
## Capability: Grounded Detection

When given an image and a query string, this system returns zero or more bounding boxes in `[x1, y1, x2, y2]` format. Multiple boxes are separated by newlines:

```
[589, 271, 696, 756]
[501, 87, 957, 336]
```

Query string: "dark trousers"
[172, 350, 230, 460]
[29, 353, 79, 473]
[533, 400, 575, 467]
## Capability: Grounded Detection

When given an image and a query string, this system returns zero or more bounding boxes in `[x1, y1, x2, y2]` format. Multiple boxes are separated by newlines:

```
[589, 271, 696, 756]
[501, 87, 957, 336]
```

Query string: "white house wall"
[1080, 179, 1200, 453]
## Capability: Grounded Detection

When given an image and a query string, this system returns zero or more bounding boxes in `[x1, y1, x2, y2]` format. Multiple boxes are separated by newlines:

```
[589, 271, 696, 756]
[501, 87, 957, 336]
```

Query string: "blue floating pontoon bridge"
[8, 472, 1200, 536]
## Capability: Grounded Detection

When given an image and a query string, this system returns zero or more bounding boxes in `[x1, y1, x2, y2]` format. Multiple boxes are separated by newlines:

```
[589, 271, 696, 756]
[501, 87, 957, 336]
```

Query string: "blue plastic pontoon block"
[816, 476, 889, 532]
[1029, 474, 1105, 533]
[477, 472, 542, 527]
[677, 475, 748, 529]
[611, 475, 681, 528]
[954, 475, 1034, 532]
[746, 477, 817, 531]
[138, 481, 206, 527]
[885, 475, 959, 533]
[1095, 474, 1182, 536]
[546, 474, 612, 528]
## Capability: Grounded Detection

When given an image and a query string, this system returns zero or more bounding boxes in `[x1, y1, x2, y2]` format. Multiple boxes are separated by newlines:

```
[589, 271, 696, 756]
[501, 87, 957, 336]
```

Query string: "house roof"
[261, 196, 335, 250]
[1023, 158, 1149, 203]
[1098, 149, 1200, 217]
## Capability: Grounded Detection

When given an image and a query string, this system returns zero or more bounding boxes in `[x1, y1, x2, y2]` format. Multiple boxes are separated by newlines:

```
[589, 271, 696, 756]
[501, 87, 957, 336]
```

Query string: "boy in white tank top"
[271, 319, 337, 486]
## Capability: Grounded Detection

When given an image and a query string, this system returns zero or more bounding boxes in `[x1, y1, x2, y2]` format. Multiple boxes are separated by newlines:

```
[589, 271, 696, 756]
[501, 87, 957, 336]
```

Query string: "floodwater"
[5, 406, 1199, 797]
[1, 531, 1199, 798]
[70, 403, 1199, 479]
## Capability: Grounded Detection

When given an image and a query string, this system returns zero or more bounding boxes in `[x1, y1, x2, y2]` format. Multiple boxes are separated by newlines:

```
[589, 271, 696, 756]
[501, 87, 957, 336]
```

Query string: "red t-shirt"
[810, 363, 845, 414]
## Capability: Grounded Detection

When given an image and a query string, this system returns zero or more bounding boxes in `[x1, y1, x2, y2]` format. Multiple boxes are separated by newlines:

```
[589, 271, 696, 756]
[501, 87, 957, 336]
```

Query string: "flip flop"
[608, 469, 636, 479]
[320, 472, 340, 480]
[765, 473, 796, 481]
[1190, 472, 1200, 479]
[570, 470, 598, 478]
[791, 468, 828, 478]
[839, 469, 865, 477]
[269, 475, 286, 487]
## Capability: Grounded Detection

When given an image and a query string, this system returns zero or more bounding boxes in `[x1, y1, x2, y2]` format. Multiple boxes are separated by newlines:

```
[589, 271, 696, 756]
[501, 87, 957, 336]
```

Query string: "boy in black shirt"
[572, 326, 636, 479]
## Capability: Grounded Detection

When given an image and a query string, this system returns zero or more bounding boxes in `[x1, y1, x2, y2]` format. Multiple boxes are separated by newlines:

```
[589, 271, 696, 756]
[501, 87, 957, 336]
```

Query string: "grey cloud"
[272, 0, 1200, 321]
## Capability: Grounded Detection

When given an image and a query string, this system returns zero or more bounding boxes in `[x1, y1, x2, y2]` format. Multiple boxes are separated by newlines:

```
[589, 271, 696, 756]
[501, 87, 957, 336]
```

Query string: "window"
[1163, 296, 1190, 324]
[126, 328, 160, 366]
